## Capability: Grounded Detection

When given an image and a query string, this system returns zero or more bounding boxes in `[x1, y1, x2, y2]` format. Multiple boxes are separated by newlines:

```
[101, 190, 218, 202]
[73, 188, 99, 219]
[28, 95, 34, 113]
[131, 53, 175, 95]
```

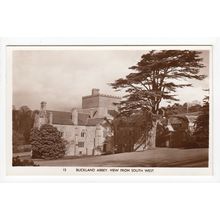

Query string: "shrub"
[13, 156, 39, 166]
[30, 124, 66, 159]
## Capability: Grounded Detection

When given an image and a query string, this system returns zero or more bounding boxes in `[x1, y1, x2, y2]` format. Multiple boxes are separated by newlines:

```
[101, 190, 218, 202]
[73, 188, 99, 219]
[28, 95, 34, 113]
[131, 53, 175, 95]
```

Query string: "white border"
[1, 38, 219, 182]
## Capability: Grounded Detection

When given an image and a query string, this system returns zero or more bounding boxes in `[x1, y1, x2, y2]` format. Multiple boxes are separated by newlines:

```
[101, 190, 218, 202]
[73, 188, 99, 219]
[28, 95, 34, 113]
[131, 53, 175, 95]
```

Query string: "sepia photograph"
[1, 2, 220, 220]
[7, 45, 212, 175]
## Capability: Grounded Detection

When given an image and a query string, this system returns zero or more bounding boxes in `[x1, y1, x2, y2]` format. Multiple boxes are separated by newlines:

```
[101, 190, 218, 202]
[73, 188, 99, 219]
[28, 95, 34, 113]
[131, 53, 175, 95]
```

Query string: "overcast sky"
[13, 48, 209, 111]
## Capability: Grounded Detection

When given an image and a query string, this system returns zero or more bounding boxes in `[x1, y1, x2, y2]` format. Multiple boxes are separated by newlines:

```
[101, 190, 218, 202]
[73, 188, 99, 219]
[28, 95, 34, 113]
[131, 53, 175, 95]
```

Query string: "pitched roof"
[48, 110, 73, 125]
[47, 110, 104, 126]
[86, 118, 105, 126]
[78, 113, 90, 125]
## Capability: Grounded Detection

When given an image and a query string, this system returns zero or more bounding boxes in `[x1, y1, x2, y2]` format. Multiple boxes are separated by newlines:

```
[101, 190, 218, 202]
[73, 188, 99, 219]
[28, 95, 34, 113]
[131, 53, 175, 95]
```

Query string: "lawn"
[34, 147, 209, 167]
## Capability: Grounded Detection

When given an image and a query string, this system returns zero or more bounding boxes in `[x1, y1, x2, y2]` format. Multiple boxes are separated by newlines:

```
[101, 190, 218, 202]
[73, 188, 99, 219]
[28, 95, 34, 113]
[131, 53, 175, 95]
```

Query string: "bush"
[13, 156, 39, 166]
[30, 124, 66, 159]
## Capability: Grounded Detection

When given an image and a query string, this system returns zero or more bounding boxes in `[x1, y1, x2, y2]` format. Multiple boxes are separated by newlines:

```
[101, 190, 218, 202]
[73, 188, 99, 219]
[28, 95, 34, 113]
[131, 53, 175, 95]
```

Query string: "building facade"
[33, 89, 120, 156]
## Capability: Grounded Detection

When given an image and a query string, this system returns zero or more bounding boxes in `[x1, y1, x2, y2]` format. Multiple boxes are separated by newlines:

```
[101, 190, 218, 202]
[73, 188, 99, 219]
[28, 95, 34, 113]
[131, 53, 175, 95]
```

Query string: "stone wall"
[82, 96, 99, 109]
[98, 95, 120, 110]
[82, 95, 120, 111]
[53, 124, 106, 156]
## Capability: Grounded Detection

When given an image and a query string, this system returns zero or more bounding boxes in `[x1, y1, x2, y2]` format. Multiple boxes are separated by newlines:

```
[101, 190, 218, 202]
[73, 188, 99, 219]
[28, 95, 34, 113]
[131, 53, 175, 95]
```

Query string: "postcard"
[6, 45, 212, 176]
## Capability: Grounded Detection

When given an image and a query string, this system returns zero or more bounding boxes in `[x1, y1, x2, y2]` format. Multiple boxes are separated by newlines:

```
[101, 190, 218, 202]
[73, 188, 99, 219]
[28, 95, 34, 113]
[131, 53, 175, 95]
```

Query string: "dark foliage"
[13, 156, 39, 166]
[165, 102, 202, 116]
[110, 50, 205, 116]
[30, 124, 66, 159]
[110, 50, 205, 148]
[104, 111, 153, 152]
[13, 106, 37, 144]
[193, 98, 209, 148]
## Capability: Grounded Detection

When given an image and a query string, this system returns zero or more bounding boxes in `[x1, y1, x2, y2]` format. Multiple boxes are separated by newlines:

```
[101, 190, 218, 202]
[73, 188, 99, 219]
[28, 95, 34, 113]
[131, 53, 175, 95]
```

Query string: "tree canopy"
[111, 50, 205, 116]
[13, 105, 37, 144]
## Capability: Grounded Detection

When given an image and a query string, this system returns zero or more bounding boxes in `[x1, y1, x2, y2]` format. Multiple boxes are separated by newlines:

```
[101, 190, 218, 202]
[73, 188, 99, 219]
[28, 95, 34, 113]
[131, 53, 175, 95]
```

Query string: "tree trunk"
[145, 120, 158, 150]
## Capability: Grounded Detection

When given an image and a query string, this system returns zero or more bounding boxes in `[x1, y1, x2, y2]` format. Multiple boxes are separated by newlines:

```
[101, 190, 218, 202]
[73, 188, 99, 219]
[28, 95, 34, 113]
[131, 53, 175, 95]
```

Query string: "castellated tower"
[81, 88, 121, 118]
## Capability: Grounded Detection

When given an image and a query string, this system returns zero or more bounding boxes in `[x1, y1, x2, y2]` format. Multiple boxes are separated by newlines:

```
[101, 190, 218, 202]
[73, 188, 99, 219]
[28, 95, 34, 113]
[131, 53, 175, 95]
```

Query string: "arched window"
[81, 130, 86, 137]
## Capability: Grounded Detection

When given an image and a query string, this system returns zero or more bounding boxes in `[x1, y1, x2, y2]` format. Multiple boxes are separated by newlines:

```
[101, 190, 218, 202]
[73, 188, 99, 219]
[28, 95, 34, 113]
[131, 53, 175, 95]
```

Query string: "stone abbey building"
[33, 89, 120, 156]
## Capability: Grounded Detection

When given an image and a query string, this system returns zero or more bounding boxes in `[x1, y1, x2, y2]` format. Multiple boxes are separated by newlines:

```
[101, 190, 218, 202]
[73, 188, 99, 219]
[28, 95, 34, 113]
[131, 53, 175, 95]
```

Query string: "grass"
[33, 147, 209, 167]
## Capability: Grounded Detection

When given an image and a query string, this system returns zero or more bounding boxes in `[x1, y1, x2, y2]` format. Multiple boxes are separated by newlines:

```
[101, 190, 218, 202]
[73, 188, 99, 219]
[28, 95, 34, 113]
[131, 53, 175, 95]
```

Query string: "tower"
[35, 101, 48, 129]
[39, 101, 47, 116]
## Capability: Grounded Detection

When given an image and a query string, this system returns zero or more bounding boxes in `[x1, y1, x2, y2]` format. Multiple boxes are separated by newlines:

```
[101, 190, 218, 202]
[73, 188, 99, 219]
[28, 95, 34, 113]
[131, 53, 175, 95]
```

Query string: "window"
[81, 130, 86, 137]
[59, 131, 64, 137]
[78, 142, 84, 148]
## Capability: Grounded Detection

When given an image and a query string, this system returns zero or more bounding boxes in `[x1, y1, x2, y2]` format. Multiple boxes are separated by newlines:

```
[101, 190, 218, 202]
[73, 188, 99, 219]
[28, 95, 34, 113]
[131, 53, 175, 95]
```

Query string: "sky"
[12, 48, 210, 111]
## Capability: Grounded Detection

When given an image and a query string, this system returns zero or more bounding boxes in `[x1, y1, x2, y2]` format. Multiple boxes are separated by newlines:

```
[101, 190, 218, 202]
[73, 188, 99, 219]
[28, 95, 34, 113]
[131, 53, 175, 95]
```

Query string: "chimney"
[49, 112, 53, 125]
[40, 101, 47, 111]
[71, 108, 78, 125]
[92, 88, 100, 96]
[39, 101, 47, 118]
